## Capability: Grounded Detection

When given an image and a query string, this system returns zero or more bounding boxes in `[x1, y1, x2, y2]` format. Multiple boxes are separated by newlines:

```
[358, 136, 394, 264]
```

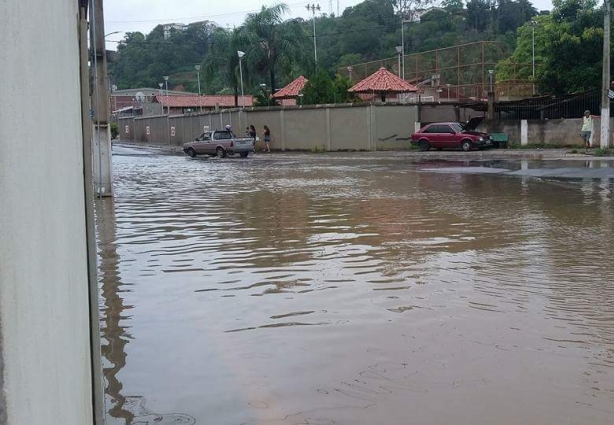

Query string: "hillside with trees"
[109, 0, 603, 102]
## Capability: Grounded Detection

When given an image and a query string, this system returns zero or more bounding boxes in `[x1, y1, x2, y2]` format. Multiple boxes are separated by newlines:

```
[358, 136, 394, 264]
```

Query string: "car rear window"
[216, 131, 232, 140]
[424, 125, 453, 134]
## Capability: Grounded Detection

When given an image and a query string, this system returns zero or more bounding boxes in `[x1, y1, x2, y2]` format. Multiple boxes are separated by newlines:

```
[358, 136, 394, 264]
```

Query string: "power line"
[106, 1, 312, 24]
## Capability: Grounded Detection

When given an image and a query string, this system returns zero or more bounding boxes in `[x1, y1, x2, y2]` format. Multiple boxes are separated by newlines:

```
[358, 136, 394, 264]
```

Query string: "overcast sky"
[105, 0, 554, 48]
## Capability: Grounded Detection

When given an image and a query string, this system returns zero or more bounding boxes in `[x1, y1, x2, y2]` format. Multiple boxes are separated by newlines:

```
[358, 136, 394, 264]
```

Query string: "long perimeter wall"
[119, 104, 600, 150]
[119, 104, 420, 151]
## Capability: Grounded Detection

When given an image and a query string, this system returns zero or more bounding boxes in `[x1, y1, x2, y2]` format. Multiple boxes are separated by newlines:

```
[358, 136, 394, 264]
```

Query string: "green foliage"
[594, 147, 613, 156]
[303, 70, 336, 104]
[333, 73, 355, 103]
[302, 71, 354, 104]
[202, 27, 246, 105]
[110, 122, 118, 139]
[253, 85, 279, 107]
[243, 4, 309, 92]
[538, 0, 603, 94]
[499, 0, 607, 94]
[109, 0, 543, 97]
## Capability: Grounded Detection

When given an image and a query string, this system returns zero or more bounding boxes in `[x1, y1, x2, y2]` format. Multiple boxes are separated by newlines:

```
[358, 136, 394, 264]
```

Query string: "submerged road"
[98, 148, 614, 425]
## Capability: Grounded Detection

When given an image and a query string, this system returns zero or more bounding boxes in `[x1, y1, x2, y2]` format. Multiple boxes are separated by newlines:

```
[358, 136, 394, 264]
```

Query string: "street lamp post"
[195, 65, 202, 112]
[395, 46, 403, 78]
[530, 20, 538, 96]
[237, 51, 245, 108]
[488, 69, 494, 93]
[163, 76, 169, 115]
[306, 4, 321, 69]
[487, 69, 495, 120]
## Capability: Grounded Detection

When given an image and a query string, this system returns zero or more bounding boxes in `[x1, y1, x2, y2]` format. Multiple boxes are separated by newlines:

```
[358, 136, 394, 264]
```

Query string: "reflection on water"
[98, 151, 614, 424]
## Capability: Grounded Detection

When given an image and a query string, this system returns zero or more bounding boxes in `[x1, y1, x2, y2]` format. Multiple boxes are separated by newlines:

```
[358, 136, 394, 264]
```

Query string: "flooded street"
[97, 148, 614, 425]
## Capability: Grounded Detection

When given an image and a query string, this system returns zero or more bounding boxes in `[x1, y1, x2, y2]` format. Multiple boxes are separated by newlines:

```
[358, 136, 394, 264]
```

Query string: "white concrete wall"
[0, 1, 94, 425]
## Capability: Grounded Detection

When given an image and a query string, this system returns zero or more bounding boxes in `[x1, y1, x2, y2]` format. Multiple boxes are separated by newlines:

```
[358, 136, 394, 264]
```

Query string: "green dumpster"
[490, 133, 509, 148]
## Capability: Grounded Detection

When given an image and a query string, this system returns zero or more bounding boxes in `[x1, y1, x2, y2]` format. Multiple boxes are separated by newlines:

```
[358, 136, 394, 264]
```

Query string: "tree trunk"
[270, 67, 275, 100]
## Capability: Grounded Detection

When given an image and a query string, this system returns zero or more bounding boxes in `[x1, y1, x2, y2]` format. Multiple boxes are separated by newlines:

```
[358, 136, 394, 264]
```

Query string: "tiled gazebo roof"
[348, 67, 419, 94]
[272, 75, 308, 99]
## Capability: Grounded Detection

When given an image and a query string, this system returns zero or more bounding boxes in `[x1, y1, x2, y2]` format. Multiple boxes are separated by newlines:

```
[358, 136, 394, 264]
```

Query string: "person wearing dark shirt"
[263, 125, 271, 153]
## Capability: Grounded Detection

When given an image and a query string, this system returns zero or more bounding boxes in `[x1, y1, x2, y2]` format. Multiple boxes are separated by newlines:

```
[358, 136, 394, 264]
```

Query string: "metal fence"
[495, 89, 605, 120]
[338, 41, 534, 100]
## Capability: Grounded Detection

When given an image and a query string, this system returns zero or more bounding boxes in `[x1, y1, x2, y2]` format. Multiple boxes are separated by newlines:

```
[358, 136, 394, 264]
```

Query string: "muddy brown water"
[97, 149, 614, 425]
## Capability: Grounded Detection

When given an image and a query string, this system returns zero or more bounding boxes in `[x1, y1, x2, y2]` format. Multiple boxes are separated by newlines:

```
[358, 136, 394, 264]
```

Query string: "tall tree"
[243, 4, 308, 93]
[203, 27, 249, 106]
[498, 0, 605, 94]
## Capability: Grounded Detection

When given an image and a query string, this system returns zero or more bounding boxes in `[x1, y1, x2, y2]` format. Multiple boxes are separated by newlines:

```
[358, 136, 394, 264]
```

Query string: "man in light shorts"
[581, 110, 592, 149]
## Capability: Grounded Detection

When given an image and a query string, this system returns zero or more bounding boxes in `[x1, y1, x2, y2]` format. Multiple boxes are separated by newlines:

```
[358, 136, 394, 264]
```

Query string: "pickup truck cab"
[183, 130, 255, 158]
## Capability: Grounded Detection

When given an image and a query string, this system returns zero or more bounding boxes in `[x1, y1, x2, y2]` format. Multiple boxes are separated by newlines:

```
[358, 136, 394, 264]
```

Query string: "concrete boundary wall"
[119, 104, 420, 151]
[483, 118, 614, 147]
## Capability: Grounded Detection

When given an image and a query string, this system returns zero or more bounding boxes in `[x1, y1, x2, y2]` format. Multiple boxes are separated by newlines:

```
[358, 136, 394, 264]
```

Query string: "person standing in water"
[248, 125, 257, 140]
[263, 125, 271, 152]
[580, 110, 593, 150]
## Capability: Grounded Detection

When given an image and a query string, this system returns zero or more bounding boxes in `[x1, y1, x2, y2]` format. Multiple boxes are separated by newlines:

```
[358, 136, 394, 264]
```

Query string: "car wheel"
[419, 140, 430, 152]
[186, 148, 196, 158]
[461, 140, 473, 152]
[216, 147, 226, 158]
[240, 151, 249, 158]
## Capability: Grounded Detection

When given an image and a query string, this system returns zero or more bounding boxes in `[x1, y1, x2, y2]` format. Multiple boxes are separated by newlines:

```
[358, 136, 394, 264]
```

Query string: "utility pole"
[306, 4, 321, 69]
[601, 0, 611, 148]
[195, 65, 202, 112]
[90, 0, 113, 197]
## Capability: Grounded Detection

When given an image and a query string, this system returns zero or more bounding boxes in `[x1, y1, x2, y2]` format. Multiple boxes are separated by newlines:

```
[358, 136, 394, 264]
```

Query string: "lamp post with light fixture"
[237, 51, 245, 108]
[487, 69, 495, 120]
[163, 76, 169, 115]
[530, 20, 538, 96]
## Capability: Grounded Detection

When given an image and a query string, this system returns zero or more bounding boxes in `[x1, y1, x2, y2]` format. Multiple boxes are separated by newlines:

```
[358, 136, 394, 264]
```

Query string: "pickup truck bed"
[182, 130, 255, 158]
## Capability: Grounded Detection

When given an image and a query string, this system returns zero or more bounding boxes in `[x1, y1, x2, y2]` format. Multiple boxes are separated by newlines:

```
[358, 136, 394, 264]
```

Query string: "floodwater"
[97, 148, 614, 425]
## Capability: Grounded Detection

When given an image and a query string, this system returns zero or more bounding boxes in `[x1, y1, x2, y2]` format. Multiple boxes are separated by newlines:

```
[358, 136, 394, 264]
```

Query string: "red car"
[411, 117, 492, 152]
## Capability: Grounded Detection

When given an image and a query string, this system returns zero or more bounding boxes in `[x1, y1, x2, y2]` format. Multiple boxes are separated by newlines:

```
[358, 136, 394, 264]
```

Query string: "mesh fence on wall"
[338, 41, 533, 101]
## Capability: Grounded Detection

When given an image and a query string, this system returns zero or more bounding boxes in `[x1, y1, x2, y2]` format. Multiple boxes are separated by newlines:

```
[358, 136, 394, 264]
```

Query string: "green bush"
[594, 148, 612, 157]
[110, 122, 118, 139]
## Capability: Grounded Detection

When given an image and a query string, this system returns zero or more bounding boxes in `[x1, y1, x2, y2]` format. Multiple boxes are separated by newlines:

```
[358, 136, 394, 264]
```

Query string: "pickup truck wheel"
[461, 140, 473, 152]
[239, 152, 249, 158]
[419, 140, 430, 152]
[216, 147, 226, 158]
[186, 148, 196, 158]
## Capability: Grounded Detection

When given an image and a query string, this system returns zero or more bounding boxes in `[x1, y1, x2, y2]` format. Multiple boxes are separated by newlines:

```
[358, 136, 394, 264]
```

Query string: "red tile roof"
[155, 94, 254, 108]
[272, 75, 308, 99]
[348, 67, 419, 93]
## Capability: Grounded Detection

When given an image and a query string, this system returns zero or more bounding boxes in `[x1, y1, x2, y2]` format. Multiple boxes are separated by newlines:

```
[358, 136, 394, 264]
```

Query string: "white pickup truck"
[183, 130, 255, 158]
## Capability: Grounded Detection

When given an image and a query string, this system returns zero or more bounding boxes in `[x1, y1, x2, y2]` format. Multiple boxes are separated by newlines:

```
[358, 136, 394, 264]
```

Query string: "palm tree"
[203, 27, 248, 106]
[243, 3, 308, 94]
